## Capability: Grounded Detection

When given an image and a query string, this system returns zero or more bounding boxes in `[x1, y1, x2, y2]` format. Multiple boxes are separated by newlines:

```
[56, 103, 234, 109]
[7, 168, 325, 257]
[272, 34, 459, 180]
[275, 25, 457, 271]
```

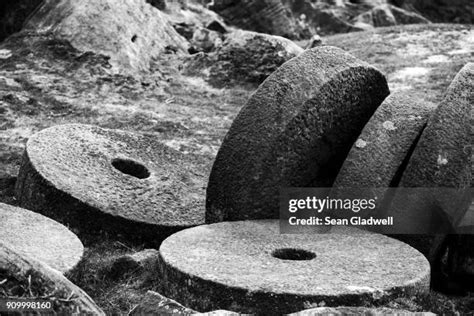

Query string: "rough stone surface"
[15, 124, 206, 246]
[210, 0, 299, 39]
[206, 46, 389, 222]
[395, 0, 474, 24]
[290, 306, 435, 315]
[331, 91, 436, 215]
[0, 202, 83, 273]
[0, 242, 105, 315]
[355, 4, 430, 27]
[129, 290, 196, 315]
[158, 220, 430, 314]
[23, 0, 189, 73]
[185, 29, 303, 87]
[386, 63, 473, 260]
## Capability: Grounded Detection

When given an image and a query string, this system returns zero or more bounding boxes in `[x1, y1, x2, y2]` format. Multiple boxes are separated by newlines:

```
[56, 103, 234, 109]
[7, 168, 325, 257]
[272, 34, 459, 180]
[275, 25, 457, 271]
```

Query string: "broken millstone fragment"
[0, 242, 105, 315]
[157, 220, 429, 315]
[206, 46, 389, 222]
[330, 92, 435, 219]
[0, 202, 83, 273]
[15, 124, 206, 246]
[385, 63, 473, 261]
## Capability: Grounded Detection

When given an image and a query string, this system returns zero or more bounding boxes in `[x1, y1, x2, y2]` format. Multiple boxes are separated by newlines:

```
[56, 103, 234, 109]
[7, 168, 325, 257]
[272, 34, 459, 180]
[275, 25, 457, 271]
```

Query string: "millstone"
[0, 242, 104, 315]
[0, 203, 83, 273]
[330, 92, 435, 221]
[206, 46, 389, 223]
[332, 91, 435, 190]
[14, 124, 206, 245]
[386, 63, 473, 262]
[157, 220, 430, 315]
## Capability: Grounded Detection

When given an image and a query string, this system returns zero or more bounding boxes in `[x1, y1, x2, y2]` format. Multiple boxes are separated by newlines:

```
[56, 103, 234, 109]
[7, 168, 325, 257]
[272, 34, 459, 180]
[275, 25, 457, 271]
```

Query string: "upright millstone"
[386, 63, 473, 262]
[0, 203, 83, 273]
[157, 220, 430, 315]
[206, 46, 389, 223]
[0, 242, 105, 315]
[15, 124, 206, 246]
[330, 92, 436, 220]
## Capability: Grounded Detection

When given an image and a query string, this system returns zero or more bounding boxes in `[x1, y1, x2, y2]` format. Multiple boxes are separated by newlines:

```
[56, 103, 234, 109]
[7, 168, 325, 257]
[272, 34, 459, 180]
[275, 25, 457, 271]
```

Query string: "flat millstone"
[14, 124, 206, 245]
[206, 46, 389, 223]
[0, 242, 104, 315]
[157, 220, 430, 315]
[0, 203, 83, 273]
[386, 63, 473, 261]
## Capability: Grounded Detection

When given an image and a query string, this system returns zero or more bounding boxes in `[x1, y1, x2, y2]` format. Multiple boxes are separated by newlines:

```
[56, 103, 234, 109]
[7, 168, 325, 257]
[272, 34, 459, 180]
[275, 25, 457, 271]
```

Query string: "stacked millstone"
[14, 124, 206, 246]
[206, 46, 390, 222]
[157, 220, 430, 314]
[0, 242, 104, 315]
[155, 46, 439, 314]
[0, 203, 83, 273]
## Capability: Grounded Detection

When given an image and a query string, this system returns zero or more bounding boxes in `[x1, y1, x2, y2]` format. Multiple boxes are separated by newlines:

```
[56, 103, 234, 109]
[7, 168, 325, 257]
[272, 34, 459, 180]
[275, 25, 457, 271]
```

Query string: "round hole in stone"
[272, 248, 316, 261]
[111, 158, 150, 179]
[131, 35, 138, 43]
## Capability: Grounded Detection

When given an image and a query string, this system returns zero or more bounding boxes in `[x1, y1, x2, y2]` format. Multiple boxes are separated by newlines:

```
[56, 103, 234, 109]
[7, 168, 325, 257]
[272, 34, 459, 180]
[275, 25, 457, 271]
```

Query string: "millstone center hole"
[272, 248, 316, 261]
[111, 158, 150, 179]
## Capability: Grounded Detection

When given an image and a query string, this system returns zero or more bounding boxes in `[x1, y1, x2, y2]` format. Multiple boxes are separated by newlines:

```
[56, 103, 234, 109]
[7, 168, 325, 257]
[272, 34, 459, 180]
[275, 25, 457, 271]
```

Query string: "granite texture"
[206, 46, 389, 223]
[158, 220, 430, 315]
[0, 202, 83, 273]
[15, 123, 206, 246]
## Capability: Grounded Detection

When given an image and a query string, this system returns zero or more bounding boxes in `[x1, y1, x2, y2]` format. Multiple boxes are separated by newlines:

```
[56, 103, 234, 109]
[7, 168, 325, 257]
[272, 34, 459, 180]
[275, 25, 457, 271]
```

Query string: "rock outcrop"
[23, 0, 189, 73]
[185, 29, 303, 86]
[355, 4, 430, 28]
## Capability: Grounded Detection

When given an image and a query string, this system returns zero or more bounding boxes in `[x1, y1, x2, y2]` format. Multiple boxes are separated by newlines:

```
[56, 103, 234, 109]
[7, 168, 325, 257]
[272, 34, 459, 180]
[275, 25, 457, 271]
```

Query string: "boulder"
[0, 242, 105, 315]
[392, 0, 474, 24]
[15, 124, 206, 246]
[23, 0, 189, 73]
[0, 202, 83, 273]
[210, 0, 299, 39]
[158, 220, 430, 314]
[185, 29, 303, 86]
[355, 4, 430, 27]
[190, 27, 223, 53]
[206, 46, 389, 223]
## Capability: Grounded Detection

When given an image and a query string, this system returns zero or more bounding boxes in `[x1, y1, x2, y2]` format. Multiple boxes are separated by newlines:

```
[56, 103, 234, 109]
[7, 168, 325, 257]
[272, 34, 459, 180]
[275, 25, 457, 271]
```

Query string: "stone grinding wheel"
[386, 63, 473, 263]
[0, 203, 83, 273]
[14, 124, 206, 245]
[330, 91, 436, 219]
[157, 220, 430, 315]
[0, 242, 105, 315]
[206, 46, 390, 223]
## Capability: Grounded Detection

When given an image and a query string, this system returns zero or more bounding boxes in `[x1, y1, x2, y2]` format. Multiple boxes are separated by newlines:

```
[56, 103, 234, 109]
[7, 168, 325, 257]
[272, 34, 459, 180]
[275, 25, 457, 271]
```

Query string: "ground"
[0, 24, 473, 314]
